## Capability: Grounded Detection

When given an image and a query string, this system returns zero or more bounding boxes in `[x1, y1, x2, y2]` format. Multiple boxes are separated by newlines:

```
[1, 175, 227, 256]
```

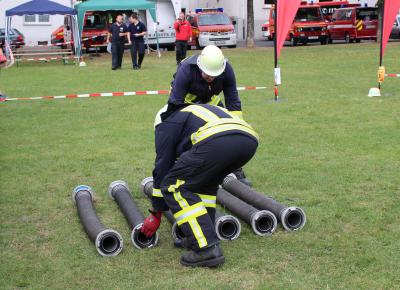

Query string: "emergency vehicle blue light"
[195, 8, 223, 13]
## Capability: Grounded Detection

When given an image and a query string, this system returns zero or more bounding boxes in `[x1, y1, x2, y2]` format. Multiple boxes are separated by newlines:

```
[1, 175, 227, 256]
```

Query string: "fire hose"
[72, 185, 123, 256]
[108, 180, 159, 249]
[223, 175, 306, 231]
[217, 188, 277, 236]
[140, 177, 241, 241]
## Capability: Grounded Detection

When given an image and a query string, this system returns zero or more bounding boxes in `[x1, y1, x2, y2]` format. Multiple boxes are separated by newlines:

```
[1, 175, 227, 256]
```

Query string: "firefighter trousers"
[160, 134, 258, 251]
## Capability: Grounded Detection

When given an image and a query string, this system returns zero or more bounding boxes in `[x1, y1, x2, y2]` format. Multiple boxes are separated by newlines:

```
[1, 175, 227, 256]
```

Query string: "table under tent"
[4, 0, 82, 67]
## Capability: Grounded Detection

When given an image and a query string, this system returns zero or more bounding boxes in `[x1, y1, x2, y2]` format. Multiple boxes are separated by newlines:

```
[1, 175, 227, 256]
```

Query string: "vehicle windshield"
[198, 14, 231, 26]
[294, 8, 323, 22]
[356, 8, 378, 21]
[84, 14, 106, 29]
[0, 29, 16, 36]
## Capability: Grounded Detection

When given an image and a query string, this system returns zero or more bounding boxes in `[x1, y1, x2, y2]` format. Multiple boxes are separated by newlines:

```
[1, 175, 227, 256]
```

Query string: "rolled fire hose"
[223, 174, 306, 231]
[217, 188, 277, 236]
[72, 185, 123, 256]
[108, 180, 159, 249]
[140, 177, 241, 241]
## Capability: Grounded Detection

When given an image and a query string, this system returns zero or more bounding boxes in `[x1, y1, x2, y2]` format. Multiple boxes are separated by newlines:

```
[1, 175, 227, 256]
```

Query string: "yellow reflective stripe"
[197, 194, 216, 201]
[191, 118, 259, 144]
[192, 123, 259, 144]
[181, 105, 220, 122]
[168, 179, 185, 193]
[197, 194, 217, 208]
[229, 110, 243, 119]
[208, 95, 221, 106]
[176, 207, 208, 225]
[174, 202, 205, 220]
[173, 191, 190, 209]
[152, 188, 163, 197]
[189, 219, 208, 248]
[184, 93, 198, 104]
[169, 185, 209, 248]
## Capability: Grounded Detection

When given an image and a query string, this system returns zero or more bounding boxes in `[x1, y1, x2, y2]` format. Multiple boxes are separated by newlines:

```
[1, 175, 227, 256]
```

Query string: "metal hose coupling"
[215, 214, 241, 241]
[223, 174, 307, 232]
[72, 185, 123, 257]
[280, 207, 306, 231]
[94, 229, 124, 257]
[250, 210, 278, 236]
[108, 180, 158, 249]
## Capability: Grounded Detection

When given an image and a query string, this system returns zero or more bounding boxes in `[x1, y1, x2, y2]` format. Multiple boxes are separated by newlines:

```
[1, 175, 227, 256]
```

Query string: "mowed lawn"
[0, 43, 399, 289]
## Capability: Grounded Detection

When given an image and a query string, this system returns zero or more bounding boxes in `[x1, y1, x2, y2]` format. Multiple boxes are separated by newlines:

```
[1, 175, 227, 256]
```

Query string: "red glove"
[141, 210, 162, 237]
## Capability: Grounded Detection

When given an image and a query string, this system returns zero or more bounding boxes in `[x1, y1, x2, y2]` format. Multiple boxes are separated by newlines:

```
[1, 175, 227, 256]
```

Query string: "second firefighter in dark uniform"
[107, 14, 129, 70]
[140, 104, 259, 267]
[128, 13, 147, 70]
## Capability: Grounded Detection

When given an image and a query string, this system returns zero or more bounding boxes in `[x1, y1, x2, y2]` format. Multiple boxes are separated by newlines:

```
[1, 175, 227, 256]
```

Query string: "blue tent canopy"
[5, 0, 77, 16]
[4, 0, 81, 60]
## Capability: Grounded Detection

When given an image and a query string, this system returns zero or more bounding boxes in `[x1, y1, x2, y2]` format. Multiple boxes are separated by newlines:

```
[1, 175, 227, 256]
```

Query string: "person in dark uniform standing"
[127, 13, 147, 70]
[161, 44, 250, 185]
[140, 104, 259, 267]
[106, 14, 129, 70]
[174, 11, 192, 65]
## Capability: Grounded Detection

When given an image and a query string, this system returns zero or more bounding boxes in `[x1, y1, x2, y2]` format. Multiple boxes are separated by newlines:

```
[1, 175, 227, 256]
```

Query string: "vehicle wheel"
[290, 35, 298, 47]
[166, 46, 174, 51]
[345, 32, 351, 44]
[227, 45, 237, 48]
[355, 39, 361, 43]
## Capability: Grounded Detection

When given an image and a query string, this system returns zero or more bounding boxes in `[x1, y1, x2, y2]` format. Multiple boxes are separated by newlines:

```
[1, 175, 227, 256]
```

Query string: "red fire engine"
[328, 7, 378, 43]
[51, 12, 109, 51]
[268, 3, 329, 46]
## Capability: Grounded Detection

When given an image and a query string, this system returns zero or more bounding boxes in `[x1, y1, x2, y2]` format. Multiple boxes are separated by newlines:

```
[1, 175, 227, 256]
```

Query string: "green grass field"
[1, 43, 399, 289]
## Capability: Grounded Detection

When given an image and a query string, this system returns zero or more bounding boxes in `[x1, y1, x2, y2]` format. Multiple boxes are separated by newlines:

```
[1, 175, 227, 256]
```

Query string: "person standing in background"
[174, 12, 192, 65]
[107, 14, 130, 70]
[128, 13, 147, 70]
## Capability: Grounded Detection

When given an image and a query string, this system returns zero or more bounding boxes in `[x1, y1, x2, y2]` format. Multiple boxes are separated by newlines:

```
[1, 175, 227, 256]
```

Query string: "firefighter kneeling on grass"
[141, 103, 259, 267]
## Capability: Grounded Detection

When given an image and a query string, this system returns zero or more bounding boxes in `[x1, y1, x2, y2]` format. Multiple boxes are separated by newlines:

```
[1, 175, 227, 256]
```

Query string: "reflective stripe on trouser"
[160, 134, 258, 249]
[162, 179, 217, 249]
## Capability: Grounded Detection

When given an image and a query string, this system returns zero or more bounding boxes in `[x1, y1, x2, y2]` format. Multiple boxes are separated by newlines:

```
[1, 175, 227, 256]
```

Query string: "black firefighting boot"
[181, 244, 225, 268]
[233, 168, 252, 187]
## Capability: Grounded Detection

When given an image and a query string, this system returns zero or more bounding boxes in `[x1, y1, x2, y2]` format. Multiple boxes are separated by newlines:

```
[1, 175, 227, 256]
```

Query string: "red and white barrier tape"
[1, 86, 267, 102]
[385, 74, 400, 78]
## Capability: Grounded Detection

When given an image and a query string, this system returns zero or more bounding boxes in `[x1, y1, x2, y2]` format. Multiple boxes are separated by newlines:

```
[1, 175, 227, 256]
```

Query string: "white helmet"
[154, 104, 168, 128]
[197, 45, 226, 77]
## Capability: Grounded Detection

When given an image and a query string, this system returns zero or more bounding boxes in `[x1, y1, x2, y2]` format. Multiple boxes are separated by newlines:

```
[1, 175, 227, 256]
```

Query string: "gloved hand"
[141, 210, 162, 237]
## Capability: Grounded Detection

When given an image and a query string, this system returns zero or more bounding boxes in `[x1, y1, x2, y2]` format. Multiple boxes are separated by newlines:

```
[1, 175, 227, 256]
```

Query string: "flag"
[276, 0, 303, 58]
[381, 0, 400, 58]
